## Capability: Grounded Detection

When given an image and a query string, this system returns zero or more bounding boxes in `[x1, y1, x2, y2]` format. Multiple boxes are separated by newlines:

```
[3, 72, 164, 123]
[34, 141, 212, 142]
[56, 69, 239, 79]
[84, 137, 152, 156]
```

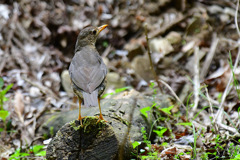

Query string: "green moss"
[69, 120, 81, 131]
[68, 116, 107, 133]
[50, 126, 54, 137]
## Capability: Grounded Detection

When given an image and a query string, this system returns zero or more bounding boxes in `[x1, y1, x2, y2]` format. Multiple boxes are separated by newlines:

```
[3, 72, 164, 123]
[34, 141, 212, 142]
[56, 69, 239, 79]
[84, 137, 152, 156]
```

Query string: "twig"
[214, 0, 240, 124]
[23, 76, 59, 99]
[158, 79, 186, 110]
[144, 24, 163, 93]
[192, 47, 200, 112]
[200, 33, 219, 80]
[25, 98, 51, 126]
[148, 12, 189, 38]
[217, 122, 239, 134]
[204, 87, 214, 118]
[235, 0, 240, 37]
[23, 76, 77, 107]
[144, 24, 186, 109]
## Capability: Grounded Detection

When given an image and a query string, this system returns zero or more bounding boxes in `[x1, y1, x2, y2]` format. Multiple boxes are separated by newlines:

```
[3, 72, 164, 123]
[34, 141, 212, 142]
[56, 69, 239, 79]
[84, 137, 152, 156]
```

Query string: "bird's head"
[75, 24, 108, 50]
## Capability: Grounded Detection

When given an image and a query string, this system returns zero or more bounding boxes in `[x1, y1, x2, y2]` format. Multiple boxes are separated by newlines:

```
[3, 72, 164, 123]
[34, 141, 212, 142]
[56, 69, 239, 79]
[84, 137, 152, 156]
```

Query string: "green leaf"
[103, 41, 108, 48]
[132, 141, 141, 149]
[10, 148, 30, 159]
[0, 77, 3, 89]
[115, 86, 131, 93]
[35, 150, 46, 156]
[32, 145, 44, 153]
[2, 83, 13, 95]
[140, 107, 151, 118]
[0, 128, 3, 132]
[161, 105, 174, 114]
[149, 82, 155, 89]
[234, 154, 240, 158]
[175, 122, 192, 126]
[101, 92, 114, 98]
[0, 110, 9, 121]
[161, 142, 168, 146]
[101, 86, 131, 98]
[3, 97, 9, 102]
[153, 126, 167, 137]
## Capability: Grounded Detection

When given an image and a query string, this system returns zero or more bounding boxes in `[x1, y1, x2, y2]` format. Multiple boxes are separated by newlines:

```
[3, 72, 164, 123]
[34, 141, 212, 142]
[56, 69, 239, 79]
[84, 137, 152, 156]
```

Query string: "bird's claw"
[78, 116, 86, 126]
[96, 115, 107, 124]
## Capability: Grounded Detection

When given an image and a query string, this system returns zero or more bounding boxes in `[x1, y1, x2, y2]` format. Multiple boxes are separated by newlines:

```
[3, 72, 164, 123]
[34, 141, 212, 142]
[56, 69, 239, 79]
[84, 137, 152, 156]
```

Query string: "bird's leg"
[78, 99, 83, 126]
[71, 96, 78, 109]
[96, 98, 107, 123]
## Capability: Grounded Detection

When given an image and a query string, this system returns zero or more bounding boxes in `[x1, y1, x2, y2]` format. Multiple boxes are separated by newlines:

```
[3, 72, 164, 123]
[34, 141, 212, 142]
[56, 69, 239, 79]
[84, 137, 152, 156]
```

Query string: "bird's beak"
[97, 24, 108, 35]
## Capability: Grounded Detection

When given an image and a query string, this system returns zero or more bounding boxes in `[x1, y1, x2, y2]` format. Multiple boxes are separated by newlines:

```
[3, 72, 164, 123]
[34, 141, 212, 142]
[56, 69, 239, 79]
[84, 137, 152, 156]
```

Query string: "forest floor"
[1, 0, 240, 159]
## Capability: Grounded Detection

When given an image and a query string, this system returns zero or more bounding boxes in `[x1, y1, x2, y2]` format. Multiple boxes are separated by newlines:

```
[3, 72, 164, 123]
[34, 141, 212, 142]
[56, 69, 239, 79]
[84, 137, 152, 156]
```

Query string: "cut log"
[41, 90, 173, 159]
[46, 117, 131, 160]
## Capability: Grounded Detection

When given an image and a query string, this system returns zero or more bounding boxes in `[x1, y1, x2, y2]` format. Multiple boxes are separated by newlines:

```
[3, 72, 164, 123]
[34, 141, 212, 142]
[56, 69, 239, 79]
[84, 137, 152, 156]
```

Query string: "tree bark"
[46, 117, 131, 160]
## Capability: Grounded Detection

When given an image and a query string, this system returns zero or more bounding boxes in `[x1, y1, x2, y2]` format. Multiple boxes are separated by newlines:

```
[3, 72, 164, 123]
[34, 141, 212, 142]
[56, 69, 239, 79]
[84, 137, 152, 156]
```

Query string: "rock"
[150, 38, 174, 56]
[165, 31, 182, 44]
[29, 87, 42, 97]
[131, 55, 154, 82]
[207, 5, 223, 14]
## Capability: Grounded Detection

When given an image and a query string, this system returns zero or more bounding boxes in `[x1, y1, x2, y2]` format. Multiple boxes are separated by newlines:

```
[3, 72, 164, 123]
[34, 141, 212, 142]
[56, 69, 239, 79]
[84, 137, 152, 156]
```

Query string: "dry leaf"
[14, 90, 25, 123]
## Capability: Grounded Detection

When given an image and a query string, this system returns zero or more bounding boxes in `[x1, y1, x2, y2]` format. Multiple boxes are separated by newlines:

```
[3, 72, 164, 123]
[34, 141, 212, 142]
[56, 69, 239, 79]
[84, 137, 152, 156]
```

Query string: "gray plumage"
[69, 45, 107, 107]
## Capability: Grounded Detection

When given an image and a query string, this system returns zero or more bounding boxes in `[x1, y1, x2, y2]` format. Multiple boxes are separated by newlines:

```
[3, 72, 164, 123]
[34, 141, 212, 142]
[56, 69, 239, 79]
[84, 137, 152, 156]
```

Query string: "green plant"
[153, 126, 167, 138]
[140, 106, 152, 119]
[0, 77, 13, 132]
[9, 144, 46, 160]
[0, 77, 13, 110]
[140, 127, 158, 159]
[149, 82, 157, 96]
[50, 126, 54, 137]
[228, 143, 240, 159]
[186, 91, 193, 120]
[159, 105, 174, 116]
[102, 41, 108, 48]
[205, 134, 225, 159]
[229, 52, 240, 100]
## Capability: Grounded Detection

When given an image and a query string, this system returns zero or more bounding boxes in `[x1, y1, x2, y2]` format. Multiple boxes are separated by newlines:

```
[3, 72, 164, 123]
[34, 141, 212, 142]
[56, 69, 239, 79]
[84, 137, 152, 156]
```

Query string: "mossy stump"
[46, 116, 130, 160]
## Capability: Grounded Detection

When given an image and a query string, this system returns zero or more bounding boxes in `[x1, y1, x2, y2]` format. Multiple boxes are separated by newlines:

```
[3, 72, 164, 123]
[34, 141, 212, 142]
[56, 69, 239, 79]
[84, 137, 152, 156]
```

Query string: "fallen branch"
[192, 47, 200, 112]
[144, 24, 163, 93]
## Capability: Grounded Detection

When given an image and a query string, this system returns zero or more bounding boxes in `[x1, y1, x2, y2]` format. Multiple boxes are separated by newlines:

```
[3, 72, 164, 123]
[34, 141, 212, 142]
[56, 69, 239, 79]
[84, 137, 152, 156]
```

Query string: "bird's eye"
[92, 30, 97, 35]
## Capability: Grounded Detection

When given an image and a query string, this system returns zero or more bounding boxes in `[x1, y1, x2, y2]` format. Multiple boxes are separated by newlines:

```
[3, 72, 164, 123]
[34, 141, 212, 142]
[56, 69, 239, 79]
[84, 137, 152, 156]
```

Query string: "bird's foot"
[78, 116, 86, 126]
[96, 114, 107, 124]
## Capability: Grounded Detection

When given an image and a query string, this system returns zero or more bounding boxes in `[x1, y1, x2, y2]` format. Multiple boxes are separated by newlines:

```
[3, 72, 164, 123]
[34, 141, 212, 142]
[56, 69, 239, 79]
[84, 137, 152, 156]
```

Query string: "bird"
[69, 24, 108, 125]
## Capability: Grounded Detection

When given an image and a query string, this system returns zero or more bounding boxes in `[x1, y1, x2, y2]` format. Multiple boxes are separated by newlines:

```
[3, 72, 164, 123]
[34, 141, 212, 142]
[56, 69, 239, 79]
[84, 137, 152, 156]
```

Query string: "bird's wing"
[69, 49, 107, 93]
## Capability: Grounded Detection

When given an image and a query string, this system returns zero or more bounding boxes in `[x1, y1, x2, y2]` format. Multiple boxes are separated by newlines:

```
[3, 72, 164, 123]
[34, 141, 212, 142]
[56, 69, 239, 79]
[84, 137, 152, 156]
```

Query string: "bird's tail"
[82, 90, 98, 107]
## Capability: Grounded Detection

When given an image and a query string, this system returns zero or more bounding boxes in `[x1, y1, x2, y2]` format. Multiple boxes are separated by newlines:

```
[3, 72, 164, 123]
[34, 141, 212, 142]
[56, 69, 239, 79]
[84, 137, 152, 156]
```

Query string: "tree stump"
[46, 117, 131, 160]
[42, 90, 174, 159]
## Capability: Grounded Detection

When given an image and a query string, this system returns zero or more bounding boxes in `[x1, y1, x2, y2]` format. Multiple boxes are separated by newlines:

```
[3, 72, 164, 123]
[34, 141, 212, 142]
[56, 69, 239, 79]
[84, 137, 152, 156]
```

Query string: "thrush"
[69, 24, 108, 125]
